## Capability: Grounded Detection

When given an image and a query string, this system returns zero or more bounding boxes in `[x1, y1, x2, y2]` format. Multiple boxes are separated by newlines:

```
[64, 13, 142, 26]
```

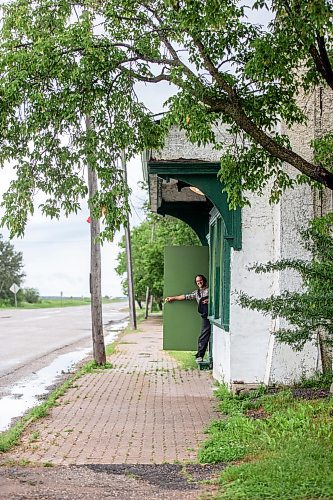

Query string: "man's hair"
[195, 274, 207, 286]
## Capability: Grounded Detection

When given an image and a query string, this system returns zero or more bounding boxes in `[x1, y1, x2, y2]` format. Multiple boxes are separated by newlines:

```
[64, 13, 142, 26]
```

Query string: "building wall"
[266, 84, 333, 383]
[212, 176, 321, 386]
[267, 180, 320, 383]
[215, 86, 332, 386]
[228, 193, 277, 384]
[151, 124, 231, 162]
[212, 323, 231, 383]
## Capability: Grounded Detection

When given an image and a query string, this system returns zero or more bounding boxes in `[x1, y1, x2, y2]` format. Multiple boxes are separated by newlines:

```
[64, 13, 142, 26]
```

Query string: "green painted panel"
[163, 246, 209, 350]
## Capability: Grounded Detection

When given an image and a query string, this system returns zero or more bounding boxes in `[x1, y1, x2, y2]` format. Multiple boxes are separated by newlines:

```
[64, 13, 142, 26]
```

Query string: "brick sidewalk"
[3, 316, 217, 466]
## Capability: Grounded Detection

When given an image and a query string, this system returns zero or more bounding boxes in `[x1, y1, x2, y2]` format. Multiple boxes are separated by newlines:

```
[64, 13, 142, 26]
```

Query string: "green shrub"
[23, 287, 40, 303]
[238, 214, 333, 353]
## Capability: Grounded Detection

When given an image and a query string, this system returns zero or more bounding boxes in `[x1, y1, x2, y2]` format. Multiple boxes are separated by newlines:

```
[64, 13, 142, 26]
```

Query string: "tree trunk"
[88, 211, 106, 365]
[319, 331, 332, 375]
[121, 151, 137, 330]
[86, 116, 106, 365]
[145, 286, 150, 319]
[314, 188, 332, 375]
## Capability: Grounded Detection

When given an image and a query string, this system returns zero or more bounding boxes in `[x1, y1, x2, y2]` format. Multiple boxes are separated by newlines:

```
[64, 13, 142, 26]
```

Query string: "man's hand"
[165, 297, 174, 303]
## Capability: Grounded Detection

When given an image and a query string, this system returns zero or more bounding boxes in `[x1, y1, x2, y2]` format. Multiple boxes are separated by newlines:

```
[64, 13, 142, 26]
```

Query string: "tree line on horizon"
[0, 234, 41, 305]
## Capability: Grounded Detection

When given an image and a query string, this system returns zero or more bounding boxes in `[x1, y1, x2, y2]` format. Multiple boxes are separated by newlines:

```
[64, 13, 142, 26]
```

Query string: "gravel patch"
[0, 463, 226, 499]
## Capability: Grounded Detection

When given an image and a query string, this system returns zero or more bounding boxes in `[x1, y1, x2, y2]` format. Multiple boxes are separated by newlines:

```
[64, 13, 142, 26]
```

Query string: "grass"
[13, 298, 91, 309]
[121, 308, 163, 324]
[199, 382, 333, 499]
[135, 309, 146, 323]
[105, 341, 117, 356]
[219, 440, 333, 499]
[167, 350, 198, 370]
[28, 431, 39, 443]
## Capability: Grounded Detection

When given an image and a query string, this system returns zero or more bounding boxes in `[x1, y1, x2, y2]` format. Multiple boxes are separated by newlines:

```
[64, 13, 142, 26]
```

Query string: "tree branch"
[184, 35, 333, 188]
[190, 37, 236, 97]
[315, 34, 333, 90]
[119, 67, 172, 83]
[279, 0, 333, 91]
[206, 95, 333, 189]
[141, 3, 200, 82]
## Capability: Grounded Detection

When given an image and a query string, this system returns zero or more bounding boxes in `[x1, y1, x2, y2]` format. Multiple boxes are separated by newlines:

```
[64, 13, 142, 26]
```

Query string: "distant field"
[0, 297, 127, 309]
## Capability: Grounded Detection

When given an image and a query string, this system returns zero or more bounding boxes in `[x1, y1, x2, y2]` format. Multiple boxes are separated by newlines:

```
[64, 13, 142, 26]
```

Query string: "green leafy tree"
[116, 214, 200, 308]
[0, 234, 25, 302]
[23, 287, 40, 304]
[0, 0, 333, 238]
[0, 1, 163, 239]
[238, 214, 333, 372]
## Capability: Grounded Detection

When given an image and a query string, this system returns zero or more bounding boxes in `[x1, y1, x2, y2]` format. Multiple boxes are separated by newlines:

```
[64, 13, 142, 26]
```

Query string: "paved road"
[0, 302, 128, 392]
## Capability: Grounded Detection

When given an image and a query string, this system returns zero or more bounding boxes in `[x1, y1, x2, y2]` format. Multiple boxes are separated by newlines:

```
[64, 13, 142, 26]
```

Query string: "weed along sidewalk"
[0, 316, 222, 499]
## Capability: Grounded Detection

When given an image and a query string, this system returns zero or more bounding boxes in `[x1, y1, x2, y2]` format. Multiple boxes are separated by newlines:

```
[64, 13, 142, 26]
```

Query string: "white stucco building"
[143, 87, 332, 388]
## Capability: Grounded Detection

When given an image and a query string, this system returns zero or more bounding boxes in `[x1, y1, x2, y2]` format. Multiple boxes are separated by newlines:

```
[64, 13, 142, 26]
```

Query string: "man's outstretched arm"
[165, 294, 185, 303]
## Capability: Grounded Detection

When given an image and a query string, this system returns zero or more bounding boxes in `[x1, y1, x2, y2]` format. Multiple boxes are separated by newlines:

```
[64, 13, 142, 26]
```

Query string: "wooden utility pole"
[144, 286, 150, 320]
[121, 151, 137, 330]
[144, 223, 155, 319]
[86, 116, 106, 365]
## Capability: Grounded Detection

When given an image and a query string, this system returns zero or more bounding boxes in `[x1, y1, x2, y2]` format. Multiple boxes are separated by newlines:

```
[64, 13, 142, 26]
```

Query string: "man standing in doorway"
[165, 275, 211, 363]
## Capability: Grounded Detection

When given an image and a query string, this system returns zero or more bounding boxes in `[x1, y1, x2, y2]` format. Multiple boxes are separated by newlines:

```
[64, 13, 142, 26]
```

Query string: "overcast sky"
[0, 81, 175, 298]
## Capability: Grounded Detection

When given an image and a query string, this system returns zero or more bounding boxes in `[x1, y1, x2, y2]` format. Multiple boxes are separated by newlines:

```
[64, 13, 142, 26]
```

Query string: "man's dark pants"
[197, 315, 211, 358]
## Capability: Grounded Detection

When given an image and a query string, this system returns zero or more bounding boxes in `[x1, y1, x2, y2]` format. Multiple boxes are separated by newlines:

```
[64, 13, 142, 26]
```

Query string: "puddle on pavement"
[0, 319, 128, 432]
